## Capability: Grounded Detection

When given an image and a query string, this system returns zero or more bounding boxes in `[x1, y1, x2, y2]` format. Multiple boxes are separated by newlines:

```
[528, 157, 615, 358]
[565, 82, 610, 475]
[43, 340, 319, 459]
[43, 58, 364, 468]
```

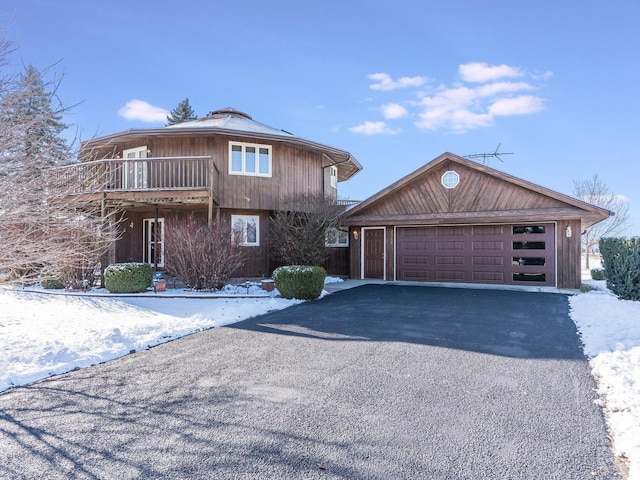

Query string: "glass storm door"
[123, 146, 148, 189]
[143, 218, 164, 267]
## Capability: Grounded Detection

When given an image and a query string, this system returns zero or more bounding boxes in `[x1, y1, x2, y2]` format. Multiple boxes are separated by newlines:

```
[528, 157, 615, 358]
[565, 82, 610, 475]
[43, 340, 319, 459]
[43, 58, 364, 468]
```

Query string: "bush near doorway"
[104, 263, 153, 293]
[273, 265, 326, 300]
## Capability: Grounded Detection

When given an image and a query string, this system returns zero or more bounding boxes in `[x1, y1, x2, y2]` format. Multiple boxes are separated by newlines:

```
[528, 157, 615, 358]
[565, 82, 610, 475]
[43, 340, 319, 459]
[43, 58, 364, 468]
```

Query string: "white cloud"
[488, 95, 545, 116]
[415, 105, 492, 133]
[476, 81, 534, 97]
[354, 63, 551, 134]
[369, 73, 429, 91]
[118, 99, 169, 122]
[459, 62, 523, 83]
[414, 83, 546, 132]
[532, 70, 554, 81]
[381, 103, 408, 119]
[349, 121, 400, 136]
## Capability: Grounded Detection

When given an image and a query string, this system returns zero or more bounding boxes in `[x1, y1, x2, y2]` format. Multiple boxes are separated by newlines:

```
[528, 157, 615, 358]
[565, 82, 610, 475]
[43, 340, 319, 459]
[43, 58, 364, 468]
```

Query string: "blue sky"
[5, 0, 639, 235]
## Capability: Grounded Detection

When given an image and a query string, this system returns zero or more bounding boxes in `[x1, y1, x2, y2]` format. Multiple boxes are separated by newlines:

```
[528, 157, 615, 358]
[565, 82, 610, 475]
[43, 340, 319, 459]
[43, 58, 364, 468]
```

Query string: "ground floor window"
[143, 218, 164, 267]
[325, 227, 349, 247]
[231, 215, 259, 246]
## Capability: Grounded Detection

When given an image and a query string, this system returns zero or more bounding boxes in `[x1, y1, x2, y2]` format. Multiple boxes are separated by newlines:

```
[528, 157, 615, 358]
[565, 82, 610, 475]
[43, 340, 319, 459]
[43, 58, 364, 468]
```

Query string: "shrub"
[272, 265, 326, 300]
[269, 193, 346, 267]
[590, 268, 607, 280]
[104, 263, 153, 293]
[164, 214, 247, 290]
[599, 237, 640, 301]
[40, 268, 64, 289]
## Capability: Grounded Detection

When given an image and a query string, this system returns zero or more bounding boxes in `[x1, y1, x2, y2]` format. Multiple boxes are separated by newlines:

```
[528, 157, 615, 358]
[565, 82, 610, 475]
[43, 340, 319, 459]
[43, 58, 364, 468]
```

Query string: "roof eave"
[345, 152, 612, 222]
[81, 126, 363, 180]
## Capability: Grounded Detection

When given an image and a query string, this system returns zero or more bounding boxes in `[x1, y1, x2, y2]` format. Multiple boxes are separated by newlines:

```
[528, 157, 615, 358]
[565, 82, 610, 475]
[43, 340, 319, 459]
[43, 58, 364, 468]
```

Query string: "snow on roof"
[166, 107, 295, 137]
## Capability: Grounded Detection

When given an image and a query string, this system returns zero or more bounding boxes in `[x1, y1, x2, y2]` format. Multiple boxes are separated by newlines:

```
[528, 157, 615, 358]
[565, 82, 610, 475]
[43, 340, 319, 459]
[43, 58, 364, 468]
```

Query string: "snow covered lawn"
[0, 287, 302, 392]
[0, 275, 638, 479]
[570, 278, 640, 480]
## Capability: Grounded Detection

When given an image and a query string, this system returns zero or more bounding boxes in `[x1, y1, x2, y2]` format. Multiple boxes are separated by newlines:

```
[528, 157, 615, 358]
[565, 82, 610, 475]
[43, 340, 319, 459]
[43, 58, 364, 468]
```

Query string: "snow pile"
[570, 282, 640, 479]
[0, 289, 301, 392]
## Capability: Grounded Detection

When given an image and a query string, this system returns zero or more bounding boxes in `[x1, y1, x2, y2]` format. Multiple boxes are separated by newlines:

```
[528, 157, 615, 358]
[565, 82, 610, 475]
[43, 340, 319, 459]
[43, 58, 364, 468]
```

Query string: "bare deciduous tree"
[0, 33, 122, 286]
[269, 193, 346, 267]
[573, 174, 630, 269]
[164, 214, 247, 290]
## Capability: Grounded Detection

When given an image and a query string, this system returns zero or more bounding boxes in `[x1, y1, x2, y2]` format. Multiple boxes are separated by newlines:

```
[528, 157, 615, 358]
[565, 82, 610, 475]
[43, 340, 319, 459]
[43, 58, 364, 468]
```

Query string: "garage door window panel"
[513, 257, 546, 266]
[513, 225, 546, 234]
[513, 273, 546, 282]
[513, 241, 546, 250]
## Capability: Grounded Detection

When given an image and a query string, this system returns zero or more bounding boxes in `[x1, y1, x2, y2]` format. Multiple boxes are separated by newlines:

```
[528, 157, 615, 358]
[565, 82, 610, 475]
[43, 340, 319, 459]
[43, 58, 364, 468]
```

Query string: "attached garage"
[345, 153, 611, 290]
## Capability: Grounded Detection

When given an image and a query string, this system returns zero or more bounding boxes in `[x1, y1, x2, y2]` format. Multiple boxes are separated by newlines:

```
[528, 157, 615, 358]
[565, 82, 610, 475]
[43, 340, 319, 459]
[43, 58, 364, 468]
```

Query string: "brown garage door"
[396, 224, 556, 286]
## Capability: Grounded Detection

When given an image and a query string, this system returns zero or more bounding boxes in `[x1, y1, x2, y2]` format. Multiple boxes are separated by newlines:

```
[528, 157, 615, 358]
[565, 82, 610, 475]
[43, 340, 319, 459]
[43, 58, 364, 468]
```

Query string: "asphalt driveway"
[0, 285, 620, 479]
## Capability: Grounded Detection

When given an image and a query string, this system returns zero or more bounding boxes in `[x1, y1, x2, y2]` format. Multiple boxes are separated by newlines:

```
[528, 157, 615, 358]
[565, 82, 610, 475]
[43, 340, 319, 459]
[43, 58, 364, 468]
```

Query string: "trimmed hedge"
[104, 263, 153, 294]
[599, 237, 640, 301]
[590, 268, 607, 281]
[40, 269, 65, 290]
[272, 265, 326, 300]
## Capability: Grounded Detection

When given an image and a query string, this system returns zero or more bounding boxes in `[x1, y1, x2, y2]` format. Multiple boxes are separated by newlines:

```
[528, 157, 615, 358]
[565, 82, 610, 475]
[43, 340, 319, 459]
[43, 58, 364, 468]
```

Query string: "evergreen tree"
[0, 50, 120, 286]
[0, 65, 70, 175]
[166, 98, 197, 126]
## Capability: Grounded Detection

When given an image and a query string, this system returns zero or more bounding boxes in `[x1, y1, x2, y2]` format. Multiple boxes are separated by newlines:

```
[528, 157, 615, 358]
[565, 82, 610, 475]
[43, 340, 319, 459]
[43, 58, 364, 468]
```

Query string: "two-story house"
[50, 108, 611, 290]
[50, 107, 362, 278]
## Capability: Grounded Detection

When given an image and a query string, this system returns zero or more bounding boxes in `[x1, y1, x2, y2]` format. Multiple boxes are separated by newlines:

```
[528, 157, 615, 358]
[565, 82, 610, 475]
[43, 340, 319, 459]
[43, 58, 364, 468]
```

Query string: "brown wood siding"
[385, 226, 395, 280]
[86, 134, 328, 212]
[219, 209, 270, 278]
[219, 138, 325, 211]
[115, 207, 271, 278]
[324, 247, 350, 276]
[357, 161, 567, 218]
[349, 227, 361, 279]
[556, 219, 581, 289]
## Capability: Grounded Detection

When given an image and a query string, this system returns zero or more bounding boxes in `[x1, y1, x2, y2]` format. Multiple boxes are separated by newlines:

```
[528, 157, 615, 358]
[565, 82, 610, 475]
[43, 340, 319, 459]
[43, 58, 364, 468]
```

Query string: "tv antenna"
[464, 143, 514, 165]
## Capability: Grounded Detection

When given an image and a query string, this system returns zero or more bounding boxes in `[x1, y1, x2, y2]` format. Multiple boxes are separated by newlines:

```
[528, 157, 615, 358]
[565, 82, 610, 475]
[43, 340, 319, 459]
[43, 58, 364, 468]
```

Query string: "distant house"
[49, 108, 362, 277]
[343, 152, 611, 290]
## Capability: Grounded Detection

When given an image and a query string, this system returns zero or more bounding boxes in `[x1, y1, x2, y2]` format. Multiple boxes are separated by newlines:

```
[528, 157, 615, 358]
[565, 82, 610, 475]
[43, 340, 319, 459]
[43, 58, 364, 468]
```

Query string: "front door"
[363, 228, 385, 279]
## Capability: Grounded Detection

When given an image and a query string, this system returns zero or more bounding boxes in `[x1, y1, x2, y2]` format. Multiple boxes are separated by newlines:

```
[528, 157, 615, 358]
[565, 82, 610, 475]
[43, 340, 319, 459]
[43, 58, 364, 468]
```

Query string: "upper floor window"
[232, 215, 260, 246]
[229, 142, 272, 177]
[330, 165, 338, 189]
[325, 227, 349, 247]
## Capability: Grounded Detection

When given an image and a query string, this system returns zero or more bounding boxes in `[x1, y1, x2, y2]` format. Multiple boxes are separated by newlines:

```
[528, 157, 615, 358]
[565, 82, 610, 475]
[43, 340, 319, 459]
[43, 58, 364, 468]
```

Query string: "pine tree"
[166, 98, 197, 126]
[0, 52, 121, 286]
[0, 65, 70, 173]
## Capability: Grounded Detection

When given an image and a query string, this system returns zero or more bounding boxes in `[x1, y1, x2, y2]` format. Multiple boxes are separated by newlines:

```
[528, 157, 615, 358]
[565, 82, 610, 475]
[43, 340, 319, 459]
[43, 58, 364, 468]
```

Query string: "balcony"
[48, 156, 220, 207]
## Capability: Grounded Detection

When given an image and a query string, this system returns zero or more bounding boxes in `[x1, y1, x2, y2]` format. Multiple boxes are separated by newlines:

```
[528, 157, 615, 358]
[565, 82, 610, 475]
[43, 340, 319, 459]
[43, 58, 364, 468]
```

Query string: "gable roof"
[81, 107, 362, 181]
[345, 152, 611, 228]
